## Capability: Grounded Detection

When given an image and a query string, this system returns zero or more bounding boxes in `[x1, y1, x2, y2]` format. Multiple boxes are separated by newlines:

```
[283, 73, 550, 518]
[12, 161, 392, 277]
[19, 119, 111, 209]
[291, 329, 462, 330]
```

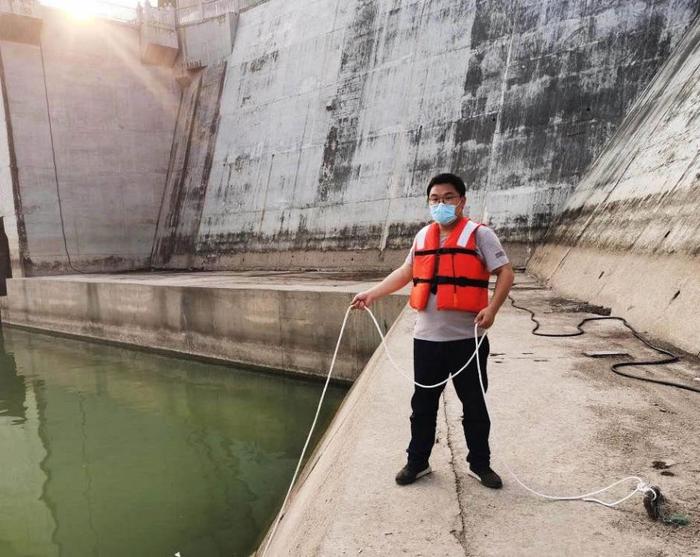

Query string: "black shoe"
[467, 466, 503, 489]
[395, 463, 432, 485]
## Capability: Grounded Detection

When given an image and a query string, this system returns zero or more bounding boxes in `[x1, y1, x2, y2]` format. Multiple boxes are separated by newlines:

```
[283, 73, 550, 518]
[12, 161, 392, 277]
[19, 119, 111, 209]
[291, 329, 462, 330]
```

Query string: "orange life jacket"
[409, 217, 490, 312]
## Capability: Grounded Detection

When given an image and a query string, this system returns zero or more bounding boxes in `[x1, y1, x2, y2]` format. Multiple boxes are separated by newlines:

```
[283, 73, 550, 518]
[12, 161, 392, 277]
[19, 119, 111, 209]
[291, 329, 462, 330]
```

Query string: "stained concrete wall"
[151, 63, 227, 268]
[179, 13, 237, 69]
[0, 7, 179, 277]
[528, 15, 700, 356]
[153, 0, 699, 271]
[1, 1, 697, 277]
[0, 58, 23, 278]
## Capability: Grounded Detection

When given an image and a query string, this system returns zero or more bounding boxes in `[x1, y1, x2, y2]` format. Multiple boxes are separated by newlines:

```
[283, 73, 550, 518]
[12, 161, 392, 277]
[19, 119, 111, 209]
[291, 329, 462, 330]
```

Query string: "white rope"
[471, 319, 654, 507]
[261, 305, 655, 555]
[364, 306, 655, 507]
[362, 305, 487, 389]
[260, 306, 353, 557]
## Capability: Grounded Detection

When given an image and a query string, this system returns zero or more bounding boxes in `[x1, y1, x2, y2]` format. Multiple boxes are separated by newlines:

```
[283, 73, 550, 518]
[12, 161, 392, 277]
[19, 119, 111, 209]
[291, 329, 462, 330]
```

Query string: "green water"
[0, 326, 347, 557]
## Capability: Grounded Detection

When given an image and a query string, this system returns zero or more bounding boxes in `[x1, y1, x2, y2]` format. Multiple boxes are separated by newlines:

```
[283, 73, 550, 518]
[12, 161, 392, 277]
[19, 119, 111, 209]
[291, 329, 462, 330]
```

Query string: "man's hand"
[476, 263, 514, 328]
[351, 291, 375, 310]
[350, 263, 412, 311]
[475, 306, 496, 328]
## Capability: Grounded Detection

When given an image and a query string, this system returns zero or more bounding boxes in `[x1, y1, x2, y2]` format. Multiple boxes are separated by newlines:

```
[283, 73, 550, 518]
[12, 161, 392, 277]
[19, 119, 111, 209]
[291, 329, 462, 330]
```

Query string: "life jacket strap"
[413, 275, 490, 290]
[414, 247, 479, 257]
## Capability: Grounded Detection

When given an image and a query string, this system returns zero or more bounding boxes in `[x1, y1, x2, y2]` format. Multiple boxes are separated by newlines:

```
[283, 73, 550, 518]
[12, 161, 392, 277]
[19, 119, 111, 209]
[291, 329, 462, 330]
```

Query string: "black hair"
[426, 173, 466, 197]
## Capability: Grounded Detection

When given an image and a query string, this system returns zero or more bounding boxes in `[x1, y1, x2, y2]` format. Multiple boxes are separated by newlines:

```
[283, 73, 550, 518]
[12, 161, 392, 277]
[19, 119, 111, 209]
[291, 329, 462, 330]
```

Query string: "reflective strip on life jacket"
[457, 219, 480, 247]
[414, 224, 430, 250]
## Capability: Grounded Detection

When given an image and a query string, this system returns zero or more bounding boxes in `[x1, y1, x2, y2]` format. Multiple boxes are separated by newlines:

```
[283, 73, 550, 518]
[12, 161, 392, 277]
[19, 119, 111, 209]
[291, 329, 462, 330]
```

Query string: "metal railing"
[89, 1, 139, 23]
[0, 0, 40, 17]
[176, 0, 239, 25]
[138, 1, 176, 28]
[38, 0, 139, 24]
[31, 0, 256, 28]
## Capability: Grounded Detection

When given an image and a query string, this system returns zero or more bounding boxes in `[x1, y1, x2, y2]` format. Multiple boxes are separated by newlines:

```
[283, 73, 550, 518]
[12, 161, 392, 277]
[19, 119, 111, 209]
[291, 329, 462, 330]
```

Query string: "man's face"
[428, 183, 465, 218]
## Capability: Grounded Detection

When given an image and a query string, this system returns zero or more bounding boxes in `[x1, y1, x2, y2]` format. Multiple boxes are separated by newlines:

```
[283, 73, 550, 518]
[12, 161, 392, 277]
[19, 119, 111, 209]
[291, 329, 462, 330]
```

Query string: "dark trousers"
[407, 336, 491, 470]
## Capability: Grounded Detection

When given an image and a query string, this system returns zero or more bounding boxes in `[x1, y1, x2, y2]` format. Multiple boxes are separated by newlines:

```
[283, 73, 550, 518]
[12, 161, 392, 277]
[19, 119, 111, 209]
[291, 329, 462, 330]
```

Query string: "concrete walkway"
[260, 274, 700, 556]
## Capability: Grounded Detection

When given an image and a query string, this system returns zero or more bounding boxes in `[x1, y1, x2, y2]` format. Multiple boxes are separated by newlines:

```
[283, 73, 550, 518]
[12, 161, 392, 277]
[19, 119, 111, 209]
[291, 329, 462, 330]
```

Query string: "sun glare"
[41, 0, 139, 22]
[42, 0, 94, 20]
[67, 1, 95, 20]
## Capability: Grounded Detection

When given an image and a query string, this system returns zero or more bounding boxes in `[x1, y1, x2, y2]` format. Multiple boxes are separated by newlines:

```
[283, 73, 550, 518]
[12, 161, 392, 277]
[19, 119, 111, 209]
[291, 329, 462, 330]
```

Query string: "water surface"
[0, 326, 347, 557]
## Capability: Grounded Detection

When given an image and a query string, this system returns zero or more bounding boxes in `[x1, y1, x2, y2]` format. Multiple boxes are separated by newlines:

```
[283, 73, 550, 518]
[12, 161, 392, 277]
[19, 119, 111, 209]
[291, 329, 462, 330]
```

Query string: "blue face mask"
[430, 203, 458, 225]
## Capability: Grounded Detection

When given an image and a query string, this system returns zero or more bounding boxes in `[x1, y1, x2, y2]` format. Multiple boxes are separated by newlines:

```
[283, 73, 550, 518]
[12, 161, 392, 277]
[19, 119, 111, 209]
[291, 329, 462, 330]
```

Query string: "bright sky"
[41, 0, 140, 7]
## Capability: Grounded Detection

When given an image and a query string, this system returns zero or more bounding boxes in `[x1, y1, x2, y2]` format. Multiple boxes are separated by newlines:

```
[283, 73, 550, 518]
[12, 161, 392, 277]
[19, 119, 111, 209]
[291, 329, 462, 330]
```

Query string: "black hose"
[508, 296, 700, 394]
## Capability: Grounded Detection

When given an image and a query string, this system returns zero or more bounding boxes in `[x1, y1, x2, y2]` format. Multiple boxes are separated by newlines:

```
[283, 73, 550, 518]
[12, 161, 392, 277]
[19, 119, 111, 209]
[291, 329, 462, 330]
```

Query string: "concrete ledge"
[0, 272, 408, 382]
[159, 242, 530, 274]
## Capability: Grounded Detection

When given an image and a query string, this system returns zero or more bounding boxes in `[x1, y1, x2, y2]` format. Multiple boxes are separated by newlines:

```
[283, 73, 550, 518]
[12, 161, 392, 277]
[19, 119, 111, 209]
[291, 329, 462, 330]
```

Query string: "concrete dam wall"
[529, 14, 700, 356]
[153, 0, 698, 271]
[0, 6, 180, 277]
[0, 0, 698, 277]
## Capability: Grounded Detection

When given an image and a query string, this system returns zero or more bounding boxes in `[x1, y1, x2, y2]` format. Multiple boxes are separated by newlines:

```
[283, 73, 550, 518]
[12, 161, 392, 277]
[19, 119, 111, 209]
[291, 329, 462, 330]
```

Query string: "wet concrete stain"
[470, 0, 513, 46]
[538, 15, 700, 258]
[547, 184, 700, 256]
[249, 49, 279, 73]
[151, 62, 228, 269]
[463, 51, 484, 98]
[24, 254, 139, 276]
[317, 0, 379, 203]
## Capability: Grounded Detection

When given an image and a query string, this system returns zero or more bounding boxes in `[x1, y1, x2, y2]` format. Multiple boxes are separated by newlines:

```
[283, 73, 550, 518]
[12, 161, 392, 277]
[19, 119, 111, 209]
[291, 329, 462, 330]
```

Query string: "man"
[351, 173, 514, 489]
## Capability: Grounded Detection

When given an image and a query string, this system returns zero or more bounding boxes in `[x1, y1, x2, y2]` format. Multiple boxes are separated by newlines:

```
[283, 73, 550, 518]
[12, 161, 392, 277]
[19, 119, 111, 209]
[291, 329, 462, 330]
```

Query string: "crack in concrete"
[441, 391, 470, 557]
